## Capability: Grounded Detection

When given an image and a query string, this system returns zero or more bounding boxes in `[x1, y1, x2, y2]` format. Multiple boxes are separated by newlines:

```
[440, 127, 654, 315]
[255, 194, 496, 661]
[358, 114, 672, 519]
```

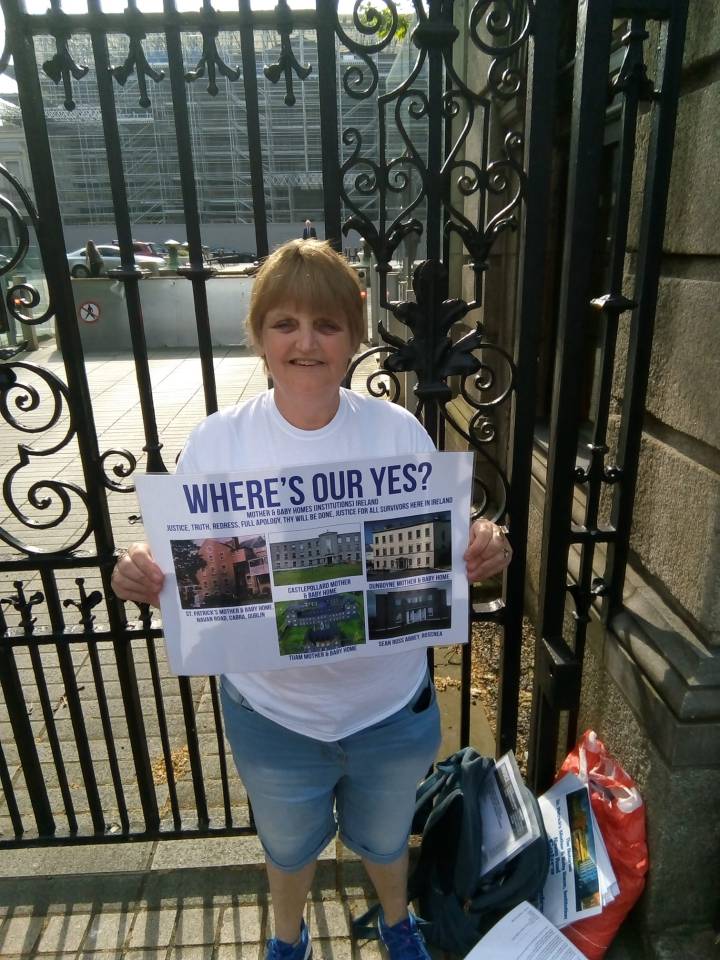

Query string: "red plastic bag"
[556, 730, 649, 959]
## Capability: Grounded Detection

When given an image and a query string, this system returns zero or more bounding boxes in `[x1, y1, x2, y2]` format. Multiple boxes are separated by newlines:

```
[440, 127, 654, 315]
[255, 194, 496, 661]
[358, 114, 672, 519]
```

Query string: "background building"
[0, 23, 428, 257]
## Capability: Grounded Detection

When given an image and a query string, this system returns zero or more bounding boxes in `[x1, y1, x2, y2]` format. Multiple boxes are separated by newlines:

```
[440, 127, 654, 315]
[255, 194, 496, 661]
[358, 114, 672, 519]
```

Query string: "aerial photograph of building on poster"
[365, 511, 451, 580]
[274, 591, 366, 656]
[270, 528, 363, 586]
[367, 583, 452, 640]
[171, 535, 271, 609]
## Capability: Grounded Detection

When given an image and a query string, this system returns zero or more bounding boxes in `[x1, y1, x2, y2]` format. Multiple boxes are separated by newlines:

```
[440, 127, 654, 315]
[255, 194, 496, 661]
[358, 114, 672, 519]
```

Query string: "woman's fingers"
[464, 519, 513, 582]
[111, 542, 164, 605]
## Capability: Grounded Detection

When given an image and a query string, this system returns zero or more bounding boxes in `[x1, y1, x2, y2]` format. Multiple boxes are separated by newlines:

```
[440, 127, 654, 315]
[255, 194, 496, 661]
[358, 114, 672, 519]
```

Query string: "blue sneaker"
[265, 919, 312, 960]
[378, 910, 431, 960]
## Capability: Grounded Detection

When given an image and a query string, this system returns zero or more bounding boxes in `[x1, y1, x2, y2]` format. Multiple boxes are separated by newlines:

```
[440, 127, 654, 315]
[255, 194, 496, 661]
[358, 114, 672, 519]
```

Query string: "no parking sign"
[78, 300, 100, 323]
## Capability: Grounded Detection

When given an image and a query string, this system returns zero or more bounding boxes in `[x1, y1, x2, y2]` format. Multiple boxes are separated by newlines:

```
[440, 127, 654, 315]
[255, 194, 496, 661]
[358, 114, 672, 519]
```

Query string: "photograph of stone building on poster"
[367, 584, 452, 640]
[364, 511, 451, 581]
[274, 591, 366, 656]
[269, 528, 363, 586]
[170, 535, 271, 609]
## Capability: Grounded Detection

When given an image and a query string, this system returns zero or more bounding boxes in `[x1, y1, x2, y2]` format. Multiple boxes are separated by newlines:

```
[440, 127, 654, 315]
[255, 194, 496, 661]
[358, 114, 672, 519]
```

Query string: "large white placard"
[135, 452, 474, 674]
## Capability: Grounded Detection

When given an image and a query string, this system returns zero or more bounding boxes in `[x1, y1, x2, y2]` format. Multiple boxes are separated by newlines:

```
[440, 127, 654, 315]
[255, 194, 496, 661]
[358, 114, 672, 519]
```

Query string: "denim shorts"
[220, 674, 441, 872]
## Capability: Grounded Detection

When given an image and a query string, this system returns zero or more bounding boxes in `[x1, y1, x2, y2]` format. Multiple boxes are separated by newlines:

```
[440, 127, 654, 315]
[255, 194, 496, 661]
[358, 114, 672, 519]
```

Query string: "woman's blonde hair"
[246, 239, 364, 353]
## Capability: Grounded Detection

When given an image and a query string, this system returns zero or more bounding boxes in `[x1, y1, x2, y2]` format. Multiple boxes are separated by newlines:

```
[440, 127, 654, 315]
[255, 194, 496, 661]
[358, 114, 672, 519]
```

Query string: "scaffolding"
[2, 24, 426, 237]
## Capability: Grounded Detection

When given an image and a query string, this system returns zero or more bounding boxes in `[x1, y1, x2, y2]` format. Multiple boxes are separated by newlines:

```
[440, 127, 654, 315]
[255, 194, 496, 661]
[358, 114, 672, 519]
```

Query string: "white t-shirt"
[176, 387, 435, 741]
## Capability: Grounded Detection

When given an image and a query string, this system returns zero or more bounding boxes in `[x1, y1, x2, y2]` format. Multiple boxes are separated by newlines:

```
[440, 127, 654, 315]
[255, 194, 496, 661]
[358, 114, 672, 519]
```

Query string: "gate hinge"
[536, 636, 582, 711]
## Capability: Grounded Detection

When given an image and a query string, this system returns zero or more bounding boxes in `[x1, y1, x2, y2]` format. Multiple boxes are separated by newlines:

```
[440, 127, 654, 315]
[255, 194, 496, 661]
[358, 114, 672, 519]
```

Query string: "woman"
[112, 240, 511, 960]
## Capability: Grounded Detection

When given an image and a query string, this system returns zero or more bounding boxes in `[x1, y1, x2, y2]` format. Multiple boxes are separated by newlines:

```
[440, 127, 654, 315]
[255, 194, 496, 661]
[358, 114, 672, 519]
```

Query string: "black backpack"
[352, 747, 550, 956]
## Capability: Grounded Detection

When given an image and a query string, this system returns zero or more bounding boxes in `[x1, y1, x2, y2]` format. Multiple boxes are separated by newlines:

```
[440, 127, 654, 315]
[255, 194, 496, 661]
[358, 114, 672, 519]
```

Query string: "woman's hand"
[464, 519, 513, 583]
[111, 542, 164, 606]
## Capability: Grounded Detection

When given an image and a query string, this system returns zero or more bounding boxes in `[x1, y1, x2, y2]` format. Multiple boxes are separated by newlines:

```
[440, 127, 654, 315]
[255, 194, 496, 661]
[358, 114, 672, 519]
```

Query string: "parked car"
[112, 240, 169, 259]
[67, 244, 165, 277]
[211, 251, 257, 265]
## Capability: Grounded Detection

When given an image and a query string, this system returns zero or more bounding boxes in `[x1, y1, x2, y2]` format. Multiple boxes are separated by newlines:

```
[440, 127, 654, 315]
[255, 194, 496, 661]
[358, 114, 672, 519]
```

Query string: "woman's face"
[258, 302, 354, 413]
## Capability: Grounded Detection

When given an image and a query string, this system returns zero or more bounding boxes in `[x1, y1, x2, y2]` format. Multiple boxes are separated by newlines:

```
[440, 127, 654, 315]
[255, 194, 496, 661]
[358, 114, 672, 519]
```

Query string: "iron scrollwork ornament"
[263, 0, 312, 107]
[0, 363, 92, 555]
[111, 1, 166, 109]
[184, 1, 241, 96]
[63, 577, 104, 630]
[41, 0, 90, 111]
[1, 581, 44, 634]
[334, 0, 531, 520]
[0, 165, 54, 331]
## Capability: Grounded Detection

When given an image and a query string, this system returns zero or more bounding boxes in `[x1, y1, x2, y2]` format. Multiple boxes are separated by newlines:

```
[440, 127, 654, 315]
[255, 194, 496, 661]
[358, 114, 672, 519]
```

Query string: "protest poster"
[135, 451, 474, 674]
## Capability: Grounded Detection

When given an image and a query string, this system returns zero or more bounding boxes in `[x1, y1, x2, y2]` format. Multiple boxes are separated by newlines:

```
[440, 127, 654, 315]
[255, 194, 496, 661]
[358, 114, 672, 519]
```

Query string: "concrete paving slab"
[127, 908, 178, 950]
[172, 906, 222, 946]
[310, 939, 354, 960]
[217, 903, 264, 944]
[308, 900, 352, 940]
[80, 909, 134, 952]
[149, 836, 265, 871]
[124, 951, 171, 960]
[0, 914, 46, 956]
[216, 945, 264, 960]
[0, 842, 155, 879]
[166, 946, 215, 960]
[0, 872, 147, 918]
[139, 865, 270, 908]
[34, 912, 92, 953]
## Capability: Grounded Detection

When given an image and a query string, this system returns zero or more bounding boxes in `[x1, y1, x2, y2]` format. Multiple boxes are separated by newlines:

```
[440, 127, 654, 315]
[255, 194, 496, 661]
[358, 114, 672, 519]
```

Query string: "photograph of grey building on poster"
[367, 583, 451, 640]
[269, 528, 363, 586]
[274, 591, 366, 656]
[364, 511, 451, 581]
[170, 535, 271, 609]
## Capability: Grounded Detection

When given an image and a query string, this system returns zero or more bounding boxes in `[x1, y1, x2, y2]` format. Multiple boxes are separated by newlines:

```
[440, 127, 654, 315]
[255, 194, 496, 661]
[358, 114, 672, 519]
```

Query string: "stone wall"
[506, 4, 720, 952]
[573, 2, 720, 949]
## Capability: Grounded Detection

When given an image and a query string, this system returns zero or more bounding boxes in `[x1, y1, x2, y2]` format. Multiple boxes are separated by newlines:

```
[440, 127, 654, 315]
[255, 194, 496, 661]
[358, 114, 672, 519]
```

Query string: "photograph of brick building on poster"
[170, 535, 271, 609]
[269, 527, 363, 586]
[364, 511, 452, 581]
[367, 583, 452, 640]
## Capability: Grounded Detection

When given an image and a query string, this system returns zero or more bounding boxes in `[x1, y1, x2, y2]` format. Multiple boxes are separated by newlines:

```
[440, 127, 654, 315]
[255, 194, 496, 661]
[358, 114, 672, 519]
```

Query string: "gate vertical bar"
[528, 0, 614, 790]
[239, 0, 269, 259]
[316, 0, 342, 249]
[605, 3, 689, 617]
[0, 642, 54, 835]
[164, 0, 218, 416]
[499, 0, 560, 755]
[87, 0, 166, 473]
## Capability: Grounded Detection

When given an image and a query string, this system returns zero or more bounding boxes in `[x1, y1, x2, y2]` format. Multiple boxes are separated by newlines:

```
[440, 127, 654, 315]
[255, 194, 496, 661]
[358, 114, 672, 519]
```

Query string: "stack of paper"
[536, 773, 619, 928]
[464, 901, 587, 959]
[478, 751, 543, 877]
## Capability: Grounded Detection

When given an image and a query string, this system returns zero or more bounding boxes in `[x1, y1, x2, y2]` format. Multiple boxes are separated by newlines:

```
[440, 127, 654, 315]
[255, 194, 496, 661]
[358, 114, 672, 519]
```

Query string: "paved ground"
[0, 340, 655, 958]
[0, 835, 397, 960]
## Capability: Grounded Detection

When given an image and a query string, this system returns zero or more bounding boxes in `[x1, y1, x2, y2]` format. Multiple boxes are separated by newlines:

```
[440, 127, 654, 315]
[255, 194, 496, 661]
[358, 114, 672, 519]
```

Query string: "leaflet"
[479, 751, 543, 878]
[464, 901, 586, 959]
[135, 451, 473, 674]
[537, 773, 616, 928]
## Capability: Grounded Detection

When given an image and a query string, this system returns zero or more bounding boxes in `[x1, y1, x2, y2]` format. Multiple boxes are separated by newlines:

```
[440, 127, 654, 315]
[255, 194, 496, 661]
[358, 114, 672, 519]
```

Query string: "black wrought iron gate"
[0, 0, 686, 847]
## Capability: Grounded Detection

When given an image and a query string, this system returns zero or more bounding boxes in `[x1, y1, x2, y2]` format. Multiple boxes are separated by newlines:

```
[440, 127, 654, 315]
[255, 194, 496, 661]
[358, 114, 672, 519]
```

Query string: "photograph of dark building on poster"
[368, 584, 451, 640]
[270, 528, 363, 586]
[275, 591, 366, 656]
[171, 536, 271, 609]
[364, 512, 451, 581]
